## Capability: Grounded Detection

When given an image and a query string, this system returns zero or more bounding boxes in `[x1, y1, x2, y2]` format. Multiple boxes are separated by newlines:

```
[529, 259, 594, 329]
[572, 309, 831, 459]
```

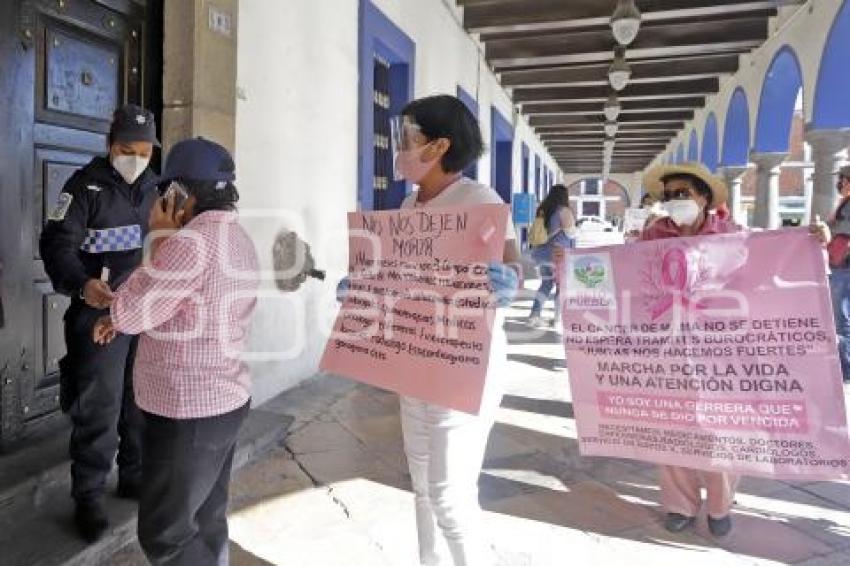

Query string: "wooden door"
[0, 0, 160, 448]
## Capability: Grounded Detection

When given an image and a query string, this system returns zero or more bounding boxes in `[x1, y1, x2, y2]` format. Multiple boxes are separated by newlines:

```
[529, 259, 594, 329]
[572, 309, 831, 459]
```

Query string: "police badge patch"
[47, 193, 73, 221]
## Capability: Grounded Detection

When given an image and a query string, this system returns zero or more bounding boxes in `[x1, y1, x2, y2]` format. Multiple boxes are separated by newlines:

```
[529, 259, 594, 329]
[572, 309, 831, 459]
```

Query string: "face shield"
[390, 116, 426, 181]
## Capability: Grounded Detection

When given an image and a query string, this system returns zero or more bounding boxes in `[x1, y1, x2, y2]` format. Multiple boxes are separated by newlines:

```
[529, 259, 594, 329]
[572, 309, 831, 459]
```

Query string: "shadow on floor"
[507, 353, 565, 371]
[500, 394, 573, 419]
[232, 540, 276, 566]
[481, 420, 850, 562]
[503, 319, 562, 345]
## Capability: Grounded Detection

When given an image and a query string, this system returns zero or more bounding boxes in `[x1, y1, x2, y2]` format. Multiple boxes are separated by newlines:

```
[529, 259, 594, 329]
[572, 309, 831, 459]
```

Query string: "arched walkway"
[567, 177, 631, 223]
[812, 0, 850, 129]
[750, 47, 803, 228]
[754, 47, 803, 153]
[688, 130, 699, 162]
[808, 0, 850, 220]
[701, 113, 719, 173]
[721, 88, 750, 167]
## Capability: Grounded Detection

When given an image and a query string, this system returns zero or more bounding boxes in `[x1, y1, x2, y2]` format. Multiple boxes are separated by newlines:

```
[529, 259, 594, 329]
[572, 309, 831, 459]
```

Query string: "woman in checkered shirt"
[94, 138, 260, 565]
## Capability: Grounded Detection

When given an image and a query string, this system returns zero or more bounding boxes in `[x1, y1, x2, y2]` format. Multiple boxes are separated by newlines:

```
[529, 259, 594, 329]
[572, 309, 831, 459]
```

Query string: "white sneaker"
[527, 315, 545, 328]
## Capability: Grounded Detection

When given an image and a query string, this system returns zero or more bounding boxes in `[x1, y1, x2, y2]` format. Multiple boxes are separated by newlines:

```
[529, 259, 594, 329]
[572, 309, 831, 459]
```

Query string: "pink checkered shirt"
[111, 210, 260, 419]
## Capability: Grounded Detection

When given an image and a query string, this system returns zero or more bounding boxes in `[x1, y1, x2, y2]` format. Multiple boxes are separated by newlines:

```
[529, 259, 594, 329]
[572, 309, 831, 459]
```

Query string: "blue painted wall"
[457, 86, 479, 180]
[754, 46, 802, 153]
[675, 144, 685, 164]
[521, 142, 530, 193]
[490, 107, 514, 204]
[721, 88, 750, 167]
[534, 154, 541, 201]
[701, 113, 719, 173]
[813, 0, 850, 129]
[688, 130, 699, 162]
[357, 0, 415, 211]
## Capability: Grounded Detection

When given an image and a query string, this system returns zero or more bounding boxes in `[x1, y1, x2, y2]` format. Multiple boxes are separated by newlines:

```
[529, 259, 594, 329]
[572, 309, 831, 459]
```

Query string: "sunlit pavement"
[114, 282, 850, 565]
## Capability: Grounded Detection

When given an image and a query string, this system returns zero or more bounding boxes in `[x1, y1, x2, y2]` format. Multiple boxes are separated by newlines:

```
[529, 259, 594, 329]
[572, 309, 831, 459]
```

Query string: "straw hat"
[642, 162, 729, 210]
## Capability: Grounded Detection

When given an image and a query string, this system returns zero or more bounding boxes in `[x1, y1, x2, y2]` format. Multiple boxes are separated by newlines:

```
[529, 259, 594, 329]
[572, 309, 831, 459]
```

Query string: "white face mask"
[111, 155, 149, 185]
[663, 199, 701, 227]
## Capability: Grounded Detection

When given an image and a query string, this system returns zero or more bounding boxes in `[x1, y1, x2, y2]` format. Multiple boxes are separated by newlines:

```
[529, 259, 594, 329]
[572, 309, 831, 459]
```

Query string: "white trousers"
[400, 326, 506, 566]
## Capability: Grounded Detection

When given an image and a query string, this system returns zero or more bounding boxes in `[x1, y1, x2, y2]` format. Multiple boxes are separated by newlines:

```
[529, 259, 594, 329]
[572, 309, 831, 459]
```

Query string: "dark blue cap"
[111, 104, 160, 147]
[160, 137, 235, 184]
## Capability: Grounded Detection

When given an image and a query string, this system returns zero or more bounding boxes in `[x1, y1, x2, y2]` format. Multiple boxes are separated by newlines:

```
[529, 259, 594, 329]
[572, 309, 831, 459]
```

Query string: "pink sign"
[320, 204, 509, 414]
[561, 229, 850, 479]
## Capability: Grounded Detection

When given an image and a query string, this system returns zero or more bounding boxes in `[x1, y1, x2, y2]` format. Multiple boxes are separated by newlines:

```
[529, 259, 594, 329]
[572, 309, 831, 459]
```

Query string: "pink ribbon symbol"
[650, 248, 705, 320]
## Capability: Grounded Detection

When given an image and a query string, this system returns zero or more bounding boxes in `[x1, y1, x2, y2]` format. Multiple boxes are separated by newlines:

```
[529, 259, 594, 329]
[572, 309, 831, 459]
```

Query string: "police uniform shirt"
[40, 156, 158, 298]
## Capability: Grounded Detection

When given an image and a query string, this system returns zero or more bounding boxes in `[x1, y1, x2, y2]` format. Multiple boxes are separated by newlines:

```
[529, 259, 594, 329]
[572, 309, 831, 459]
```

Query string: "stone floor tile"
[335, 414, 405, 455]
[328, 386, 399, 421]
[795, 549, 850, 565]
[484, 480, 660, 536]
[229, 449, 316, 511]
[589, 524, 747, 566]
[294, 443, 409, 489]
[796, 480, 850, 512]
[732, 487, 850, 551]
[285, 419, 365, 455]
[484, 510, 599, 566]
[736, 475, 797, 498]
[691, 508, 834, 565]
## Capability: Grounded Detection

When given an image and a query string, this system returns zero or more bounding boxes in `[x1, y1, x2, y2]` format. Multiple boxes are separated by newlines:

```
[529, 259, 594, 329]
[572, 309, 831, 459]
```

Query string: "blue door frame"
[534, 154, 541, 202]
[358, 0, 415, 211]
[457, 86, 479, 180]
[521, 143, 530, 194]
[490, 107, 514, 204]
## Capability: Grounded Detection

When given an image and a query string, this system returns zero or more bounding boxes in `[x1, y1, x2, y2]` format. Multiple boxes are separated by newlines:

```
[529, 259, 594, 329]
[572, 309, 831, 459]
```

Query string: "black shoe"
[664, 512, 695, 533]
[74, 499, 109, 543]
[116, 478, 141, 500]
[708, 515, 733, 537]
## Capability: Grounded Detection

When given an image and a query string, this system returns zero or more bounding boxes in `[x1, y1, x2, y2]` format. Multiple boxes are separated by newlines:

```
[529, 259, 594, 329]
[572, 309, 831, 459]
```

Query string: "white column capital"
[719, 165, 750, 182]
[749, 152, 788, 171]
[804, 127, 850, 153]
[806, 127, 849, 221]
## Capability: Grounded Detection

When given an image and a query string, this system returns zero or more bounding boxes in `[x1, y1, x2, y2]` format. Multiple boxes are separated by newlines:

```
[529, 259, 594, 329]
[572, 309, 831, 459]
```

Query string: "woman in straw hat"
[640, 163, 830, 537]
[640, 163, 742, 537]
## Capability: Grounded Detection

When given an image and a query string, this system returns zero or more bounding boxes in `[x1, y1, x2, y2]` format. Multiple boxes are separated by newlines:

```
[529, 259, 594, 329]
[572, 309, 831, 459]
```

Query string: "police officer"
[40, 104, 159, 542]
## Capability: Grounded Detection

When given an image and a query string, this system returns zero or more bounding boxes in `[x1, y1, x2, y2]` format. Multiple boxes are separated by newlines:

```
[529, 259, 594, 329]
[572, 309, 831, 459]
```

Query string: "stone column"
[805, 128, 850, 222]
[802, 138, 814, 225]
[719, 165, 748, 225]
[750, 152, 787, 229]
[163, 0, 239, 154]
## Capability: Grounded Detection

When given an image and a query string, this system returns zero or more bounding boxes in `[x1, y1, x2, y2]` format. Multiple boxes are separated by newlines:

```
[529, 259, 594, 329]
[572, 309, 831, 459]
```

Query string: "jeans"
[138, 402, 249, 566]
[530, 262, 558, 319]
[829, 269, 850, 381]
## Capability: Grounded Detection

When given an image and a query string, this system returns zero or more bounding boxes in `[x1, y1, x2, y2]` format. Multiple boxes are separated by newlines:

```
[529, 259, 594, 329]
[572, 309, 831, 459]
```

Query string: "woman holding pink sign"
[336, 94, 518, 566]
[640, 163, 743, 537]
[639, 163, 832, 536]
[390, 95, 520, 566]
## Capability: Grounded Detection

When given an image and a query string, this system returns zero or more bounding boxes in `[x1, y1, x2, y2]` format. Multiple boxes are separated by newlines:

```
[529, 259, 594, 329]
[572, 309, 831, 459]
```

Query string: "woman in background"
[528, 184, 576, 328]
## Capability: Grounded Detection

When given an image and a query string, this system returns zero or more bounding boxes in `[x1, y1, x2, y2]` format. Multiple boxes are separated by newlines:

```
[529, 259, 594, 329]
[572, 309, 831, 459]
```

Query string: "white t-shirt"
[401, 177, 518, 242]
[401, 177, 509, 414]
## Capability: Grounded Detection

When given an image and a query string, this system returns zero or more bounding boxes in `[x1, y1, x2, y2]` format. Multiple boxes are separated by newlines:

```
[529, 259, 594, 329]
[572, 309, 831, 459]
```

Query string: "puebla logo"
[574, 256, 607, 288]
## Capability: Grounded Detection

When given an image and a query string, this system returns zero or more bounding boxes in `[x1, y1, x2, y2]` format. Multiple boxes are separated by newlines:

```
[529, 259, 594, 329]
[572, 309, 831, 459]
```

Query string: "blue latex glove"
[336, 277, 350, 303]
[488, 262, 519, 308]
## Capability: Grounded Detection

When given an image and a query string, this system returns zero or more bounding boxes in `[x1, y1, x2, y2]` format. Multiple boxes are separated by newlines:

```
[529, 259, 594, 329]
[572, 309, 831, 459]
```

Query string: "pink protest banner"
[561, 228, 850, 480]
[320, 204, 509, 414]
